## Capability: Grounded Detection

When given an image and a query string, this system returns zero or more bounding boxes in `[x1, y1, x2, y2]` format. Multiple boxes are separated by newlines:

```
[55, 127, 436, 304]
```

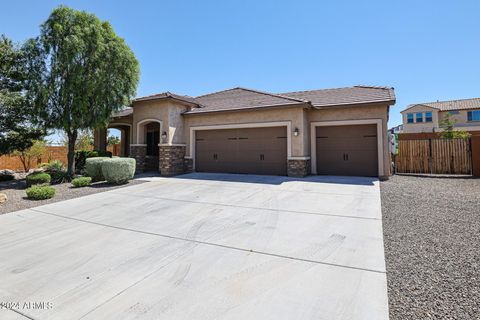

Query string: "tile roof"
[133, 91, 199, 105]
[186, 87, 306, 114]
[404, 98, 480, 112]
[112, 108, 133, 118]
[280, 85, 395, 107]
[133, 85, 396, 115]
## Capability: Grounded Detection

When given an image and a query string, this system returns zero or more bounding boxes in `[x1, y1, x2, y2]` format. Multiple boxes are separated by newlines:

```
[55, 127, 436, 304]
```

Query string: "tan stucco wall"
[184, 106, 309, 157]
[401, 105, 439, 133]
[439, 109, 480, 130]
[123, 99, 392, 177]
[131, 100, 187, 145]
[308, 103, 391, 177]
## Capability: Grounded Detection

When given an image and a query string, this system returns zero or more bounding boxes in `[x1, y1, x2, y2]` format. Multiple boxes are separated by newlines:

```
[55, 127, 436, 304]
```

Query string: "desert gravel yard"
[381, 175, 480, 320]
[0, 176, 144, 215]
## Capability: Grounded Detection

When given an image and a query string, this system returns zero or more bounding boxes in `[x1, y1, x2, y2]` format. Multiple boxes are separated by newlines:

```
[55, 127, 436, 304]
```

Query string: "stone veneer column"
[159, 145, 187, 176]
[287, 159, 311, 177]
[130, 145, 147, 173]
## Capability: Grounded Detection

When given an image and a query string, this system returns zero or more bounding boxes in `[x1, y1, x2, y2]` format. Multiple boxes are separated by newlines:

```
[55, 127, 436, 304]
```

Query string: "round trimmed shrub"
[85, 157, 110, 181]
[26, 172, 51, 187]
[101, 158, 136, 184]
[71, 176, 92, 188]
[26, 185, 56, 200]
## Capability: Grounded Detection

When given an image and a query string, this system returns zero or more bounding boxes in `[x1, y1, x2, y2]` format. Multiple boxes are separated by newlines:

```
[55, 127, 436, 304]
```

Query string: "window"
[407, 113, 414, 123]
[449, 111, 460, 115]
[425, 111, 433, 122]
[468, 110, 480, 122]
[416, 112, 423, 123]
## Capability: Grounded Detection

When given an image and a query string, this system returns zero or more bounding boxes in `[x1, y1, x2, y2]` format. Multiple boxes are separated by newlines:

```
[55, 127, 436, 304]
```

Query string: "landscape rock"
[0, 169, 15, 182]
[0, 193, 7, 204]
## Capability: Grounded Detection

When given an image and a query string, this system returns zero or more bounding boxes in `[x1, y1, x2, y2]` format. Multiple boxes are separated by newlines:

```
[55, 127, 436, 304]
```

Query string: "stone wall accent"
[287, 159, 311, 177]
[184, 158, 194, 173]
[130, 145, 147, 173]
[159, 145, 187, 176]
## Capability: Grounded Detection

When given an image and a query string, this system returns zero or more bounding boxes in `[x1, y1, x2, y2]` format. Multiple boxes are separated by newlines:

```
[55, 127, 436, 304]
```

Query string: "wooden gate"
[396, 139, 472, 174]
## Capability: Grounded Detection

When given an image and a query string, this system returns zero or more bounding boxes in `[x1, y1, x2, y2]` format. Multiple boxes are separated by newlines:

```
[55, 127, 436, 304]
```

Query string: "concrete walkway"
[0, 173, 388, 320]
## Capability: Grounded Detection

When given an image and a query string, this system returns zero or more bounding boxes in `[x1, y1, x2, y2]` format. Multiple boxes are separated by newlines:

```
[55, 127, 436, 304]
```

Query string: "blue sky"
[2, 0, 479, 141]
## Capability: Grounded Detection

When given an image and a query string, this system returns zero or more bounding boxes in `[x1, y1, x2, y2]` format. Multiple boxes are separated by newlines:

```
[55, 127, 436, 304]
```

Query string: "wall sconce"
[161, 131, 168, 142]
[293, 128, 299, 137]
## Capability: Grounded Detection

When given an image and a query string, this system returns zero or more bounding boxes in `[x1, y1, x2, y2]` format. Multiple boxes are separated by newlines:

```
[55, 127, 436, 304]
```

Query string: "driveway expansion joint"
[29, 207, 386, 275]
[111, 190, 381, 221]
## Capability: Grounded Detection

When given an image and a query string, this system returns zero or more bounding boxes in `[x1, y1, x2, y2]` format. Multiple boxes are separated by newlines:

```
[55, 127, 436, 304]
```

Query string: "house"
[400, 98, 480, 137]
[94, 86, 395, 178]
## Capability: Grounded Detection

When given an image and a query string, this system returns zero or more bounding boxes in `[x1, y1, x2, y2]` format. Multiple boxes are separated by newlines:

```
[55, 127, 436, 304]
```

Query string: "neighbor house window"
[416, 112, 423, 123]
[425, 111, 433, 122]
[407, 113, 414, 123]
[468, 110, 480, 122]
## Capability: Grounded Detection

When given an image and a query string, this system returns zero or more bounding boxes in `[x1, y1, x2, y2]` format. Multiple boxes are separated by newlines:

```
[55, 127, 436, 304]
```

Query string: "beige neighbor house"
[400, 98, 480, 135]
[94, 86, 396, 178]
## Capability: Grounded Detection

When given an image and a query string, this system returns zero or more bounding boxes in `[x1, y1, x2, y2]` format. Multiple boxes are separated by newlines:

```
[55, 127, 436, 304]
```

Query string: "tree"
[0, 35, 45, 155]
[439, 113, 471, 139]
[12, 140, 46, 172]
[61, 130, 93, 150]
[27, 6, 139, 176]
[107, 134, 120, 146]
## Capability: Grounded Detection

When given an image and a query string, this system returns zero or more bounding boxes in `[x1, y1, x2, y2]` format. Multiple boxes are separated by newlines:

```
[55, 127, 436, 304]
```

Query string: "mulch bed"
[381, 175, 480, 319]
[0, 175, 145, 215]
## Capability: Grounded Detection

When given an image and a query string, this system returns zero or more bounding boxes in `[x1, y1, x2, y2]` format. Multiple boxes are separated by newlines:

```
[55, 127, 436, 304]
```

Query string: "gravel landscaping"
[0, 174, 144, 215]
[381, 175, 480, 320]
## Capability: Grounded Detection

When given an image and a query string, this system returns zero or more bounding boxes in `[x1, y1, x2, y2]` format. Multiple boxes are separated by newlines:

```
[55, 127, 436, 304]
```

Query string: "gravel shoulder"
[0, 177, 145, 215]
[381, 175, 480, 319]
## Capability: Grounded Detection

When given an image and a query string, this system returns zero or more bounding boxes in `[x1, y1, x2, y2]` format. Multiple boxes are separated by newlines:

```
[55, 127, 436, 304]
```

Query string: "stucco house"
[94, 86, 395, 178]
[400, 98, 480, 136]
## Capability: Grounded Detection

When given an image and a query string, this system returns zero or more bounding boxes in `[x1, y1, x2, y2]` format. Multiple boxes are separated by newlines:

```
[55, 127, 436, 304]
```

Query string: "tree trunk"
[67, 130, 78, 177]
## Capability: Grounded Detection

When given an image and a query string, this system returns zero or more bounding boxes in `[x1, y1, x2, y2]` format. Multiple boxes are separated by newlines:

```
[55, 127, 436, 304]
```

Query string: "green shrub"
[40, 160, 68, 184]
[26, 185, 56, 200]
[26, 172, 51, 187]
[85, 157, 110, 181]
[75, 150, 112, 173]
[101, 158, 136, 184]
[71, 176, 92, 188]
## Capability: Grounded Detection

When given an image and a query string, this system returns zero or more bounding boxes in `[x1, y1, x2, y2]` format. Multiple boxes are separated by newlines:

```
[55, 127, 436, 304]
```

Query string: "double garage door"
[316, 124, 378, 177]
[195, 127, 287, 175]
[194, 124, 379, 177]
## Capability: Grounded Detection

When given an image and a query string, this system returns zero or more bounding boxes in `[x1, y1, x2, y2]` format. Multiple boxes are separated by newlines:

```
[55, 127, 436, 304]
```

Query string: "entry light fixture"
[294, 128, 299, 137]
[161, 131, 168, 141]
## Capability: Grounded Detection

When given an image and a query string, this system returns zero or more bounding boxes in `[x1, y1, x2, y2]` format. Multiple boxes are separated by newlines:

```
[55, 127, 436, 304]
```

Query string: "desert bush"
[71, 176, 92, 188]
[39, 160, 69, 184]
[26, 172, 51, 187]
[26, 185, 55, 200]
[75, 150, 112, 173]
[101, 158, 136, 184]
[85, 157, 110, 181]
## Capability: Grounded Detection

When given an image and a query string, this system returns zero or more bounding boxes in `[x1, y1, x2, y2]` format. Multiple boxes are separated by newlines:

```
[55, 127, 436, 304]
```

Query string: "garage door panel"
[316, 124, 378, 177]
[195, 127, 287, 175]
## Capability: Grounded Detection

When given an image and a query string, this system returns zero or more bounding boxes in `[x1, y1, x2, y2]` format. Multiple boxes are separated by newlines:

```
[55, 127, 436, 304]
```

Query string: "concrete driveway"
[0, 173, 388, 320]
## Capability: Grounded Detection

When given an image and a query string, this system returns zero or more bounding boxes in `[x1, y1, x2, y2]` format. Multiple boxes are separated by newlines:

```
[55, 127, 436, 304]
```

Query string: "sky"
[1, 0, 479, 142]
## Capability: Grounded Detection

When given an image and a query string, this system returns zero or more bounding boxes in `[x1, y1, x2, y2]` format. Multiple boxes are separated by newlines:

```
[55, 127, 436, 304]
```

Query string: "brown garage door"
[316, 124, 378, 177]
[195, 127, 287, 175]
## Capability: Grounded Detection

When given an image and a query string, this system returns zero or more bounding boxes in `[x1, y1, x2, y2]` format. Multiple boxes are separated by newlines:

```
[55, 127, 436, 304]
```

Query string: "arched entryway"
[108, 123, 132, 157]
[135, 119, 163, 172]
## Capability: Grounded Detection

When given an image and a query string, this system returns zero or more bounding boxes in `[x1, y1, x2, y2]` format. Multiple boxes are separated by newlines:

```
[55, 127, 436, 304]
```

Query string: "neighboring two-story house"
[400, 98, 480, 136]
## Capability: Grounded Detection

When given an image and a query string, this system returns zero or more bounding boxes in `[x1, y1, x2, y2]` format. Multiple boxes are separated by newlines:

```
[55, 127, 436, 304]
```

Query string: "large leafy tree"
[0, 35, 45, 155]
[28, 6, 139, 175]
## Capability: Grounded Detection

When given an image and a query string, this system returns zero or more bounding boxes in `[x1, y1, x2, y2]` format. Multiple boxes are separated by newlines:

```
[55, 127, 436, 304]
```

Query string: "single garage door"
[316, 124, 378, 177]
[195, 127, 287, 175]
